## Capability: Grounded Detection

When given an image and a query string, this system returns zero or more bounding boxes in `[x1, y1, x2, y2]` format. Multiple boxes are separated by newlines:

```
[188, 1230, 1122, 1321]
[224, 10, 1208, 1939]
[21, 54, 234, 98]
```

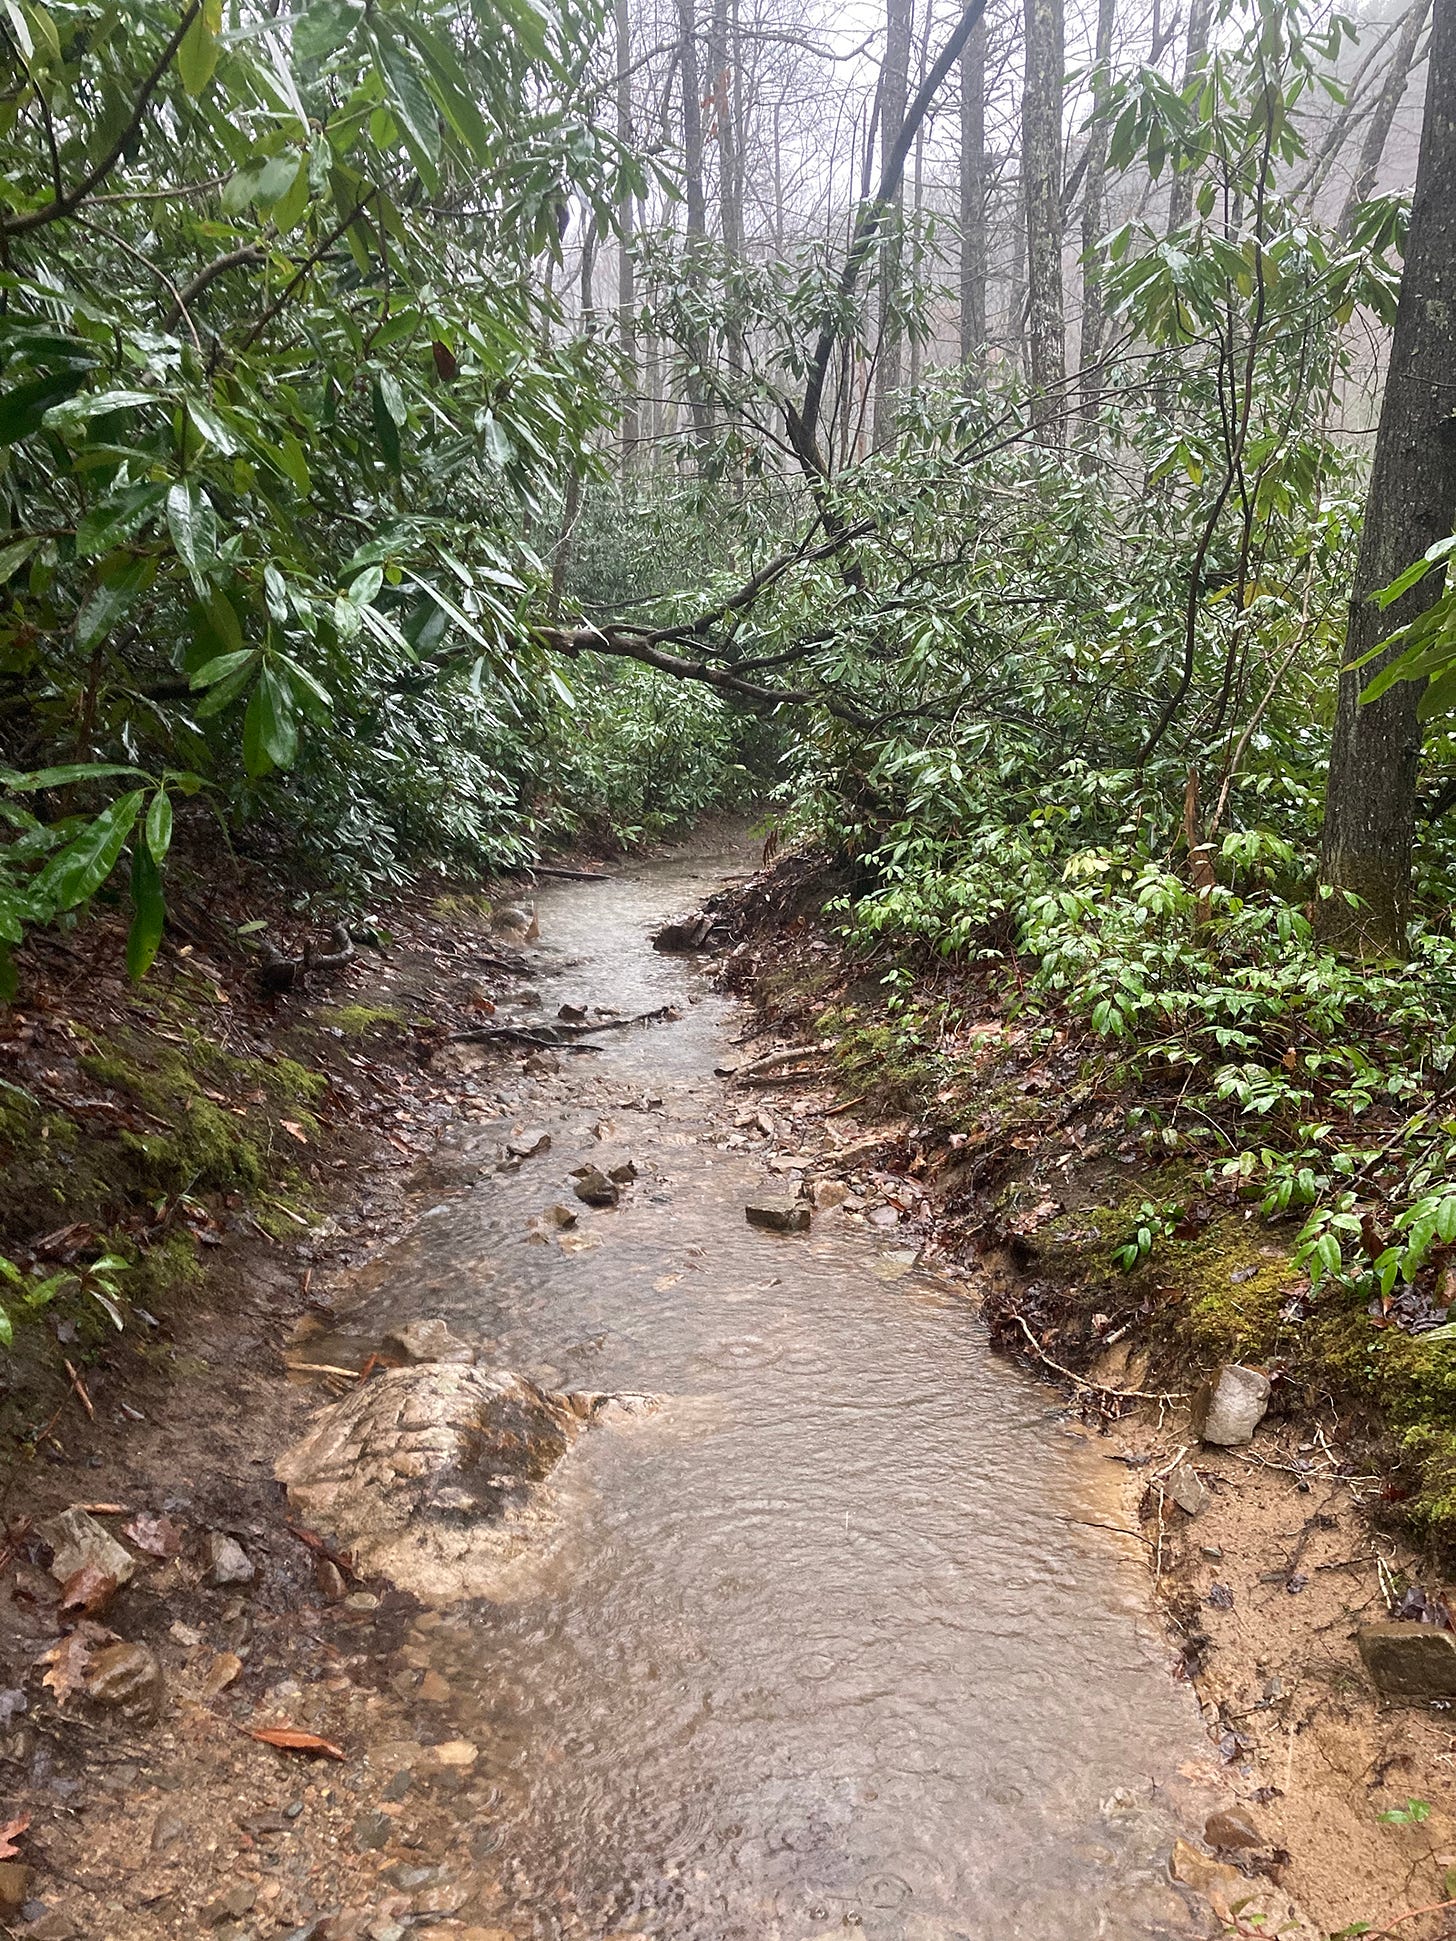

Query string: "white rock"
[1192, 1363, 1271, 1446]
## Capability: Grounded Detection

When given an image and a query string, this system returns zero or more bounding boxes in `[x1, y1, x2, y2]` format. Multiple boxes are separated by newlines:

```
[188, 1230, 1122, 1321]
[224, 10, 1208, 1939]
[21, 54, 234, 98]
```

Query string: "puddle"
[301, 849, 1218, 1938]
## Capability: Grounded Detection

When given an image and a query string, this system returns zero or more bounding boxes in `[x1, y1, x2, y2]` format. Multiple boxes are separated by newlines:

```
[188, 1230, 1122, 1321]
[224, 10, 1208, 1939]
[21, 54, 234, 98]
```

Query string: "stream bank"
[2, 839, 1244, 1941]
[705, 848, 1456, 1941]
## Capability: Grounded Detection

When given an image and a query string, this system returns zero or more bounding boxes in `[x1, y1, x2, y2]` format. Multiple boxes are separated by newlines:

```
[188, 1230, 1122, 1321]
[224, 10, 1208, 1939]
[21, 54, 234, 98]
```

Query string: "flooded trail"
[310, 848, 1218, 1940]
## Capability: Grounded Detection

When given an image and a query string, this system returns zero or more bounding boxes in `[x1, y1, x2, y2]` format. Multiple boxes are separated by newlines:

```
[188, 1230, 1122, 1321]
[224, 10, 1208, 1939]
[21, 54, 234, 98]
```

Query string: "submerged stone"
[745, 1195, 811, 1233]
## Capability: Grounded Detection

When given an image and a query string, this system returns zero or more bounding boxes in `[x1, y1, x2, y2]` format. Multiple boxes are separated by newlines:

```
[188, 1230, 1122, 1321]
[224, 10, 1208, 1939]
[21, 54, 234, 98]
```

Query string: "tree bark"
[959, 11, 988, 364]
[872, 0, 914, 447]
[675, 0, 716, 461]
[1339, 0, 1433, 235]
[1077, 0, 1116, 421]
[1022, 0, 1065, 441]
[1166, 0, 1211, 234]
[1320, 0, 1456, 953]
[615, 0, 639, 470]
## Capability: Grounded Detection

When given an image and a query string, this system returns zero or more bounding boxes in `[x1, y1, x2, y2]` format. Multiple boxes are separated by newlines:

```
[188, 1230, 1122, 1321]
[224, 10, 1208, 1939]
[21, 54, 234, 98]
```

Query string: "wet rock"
[746, 1195, 811, 1234]
[654, 912, 713, 952]
[275, 1364, 617, 1599]
[151, 1811, 188, 1855]
[353, 1811, 393, 1852]
[1167, 1465, 1210, 1517]
[572, 1165, 620, 1208]
[381, 1318, 473, 1365]
[39, 1507, 135, 1588]
[315, 1558, 346, 1600]
[1204, 1806, 1262, 1850]
[1190, 1363, 1270, 1446]
[812, 1178, 848, 1210]
[205, 1533, 255, 1586]
[418, 1670, 451, 1702]
[87, 1641, 165, 1721]
[1358, 1620, 1456, 1697]
[1170, 1838, 1320, 1939]
[426, 1739, 478, 1768]
[28, 1912, 79, 1940]
[201, 1651, 244, 1697]
[607, 1158, 637, 1184]
[205, 1882, 257, 1925]
[523, 1050, 561, 1076]
[0, 1863, 29, 1919]
[505, 1130, 551, 1159]
[558, 1003, 588, 1023]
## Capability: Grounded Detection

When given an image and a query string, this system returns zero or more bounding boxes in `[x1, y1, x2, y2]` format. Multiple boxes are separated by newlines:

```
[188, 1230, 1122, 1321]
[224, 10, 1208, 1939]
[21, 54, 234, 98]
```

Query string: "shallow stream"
[319, 848, 1217, 1939]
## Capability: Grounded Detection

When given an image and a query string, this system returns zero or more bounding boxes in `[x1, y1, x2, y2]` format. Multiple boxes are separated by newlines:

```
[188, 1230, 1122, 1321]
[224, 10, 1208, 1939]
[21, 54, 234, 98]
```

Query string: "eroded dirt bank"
[0, 841, 1276, 1941]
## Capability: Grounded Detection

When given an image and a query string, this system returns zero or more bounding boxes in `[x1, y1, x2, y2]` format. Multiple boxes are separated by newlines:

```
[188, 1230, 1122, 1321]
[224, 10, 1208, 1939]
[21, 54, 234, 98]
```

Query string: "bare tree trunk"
[1008, 168, 1027, 364]
[1320, 0, 1456, 952]
[1166, 0, 1211, 234]
[872, 0, 913, 447]
[959, 10, 987, 364]
[1339, 0, 1433, 234]
[710, 0, 746, 389]
[615, 0, 639, 471]
[1022, 0, 1065, 441]
[1077, 0, 1116, 422]
[675, 0, 715, 462]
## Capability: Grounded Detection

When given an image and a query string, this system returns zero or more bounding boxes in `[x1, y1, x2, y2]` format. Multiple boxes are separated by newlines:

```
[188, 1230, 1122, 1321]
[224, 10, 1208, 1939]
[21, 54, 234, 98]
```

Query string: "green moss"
[317, 1002, 408, 1036]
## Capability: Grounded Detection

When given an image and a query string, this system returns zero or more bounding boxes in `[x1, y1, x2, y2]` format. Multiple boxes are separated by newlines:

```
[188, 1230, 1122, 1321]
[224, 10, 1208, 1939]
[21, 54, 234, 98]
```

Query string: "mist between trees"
[5, 0, 1456, 1310]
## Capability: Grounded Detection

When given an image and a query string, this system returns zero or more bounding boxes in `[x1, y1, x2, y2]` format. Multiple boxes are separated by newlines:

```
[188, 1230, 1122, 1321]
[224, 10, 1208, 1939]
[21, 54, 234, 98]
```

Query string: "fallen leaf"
[0, 1813, 29, 1860]
[123, 1511, 183, 1558]
[59, 1561, 119, 1616]
[246, 1724, 345, 1760]
[37, 1621, 115, 1705]
[280, 1120, 309, 1144]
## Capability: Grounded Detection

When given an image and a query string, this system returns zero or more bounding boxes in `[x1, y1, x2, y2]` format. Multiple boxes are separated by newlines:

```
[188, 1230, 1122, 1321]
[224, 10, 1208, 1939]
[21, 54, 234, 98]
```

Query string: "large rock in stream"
[275, 1362, 656, 1600]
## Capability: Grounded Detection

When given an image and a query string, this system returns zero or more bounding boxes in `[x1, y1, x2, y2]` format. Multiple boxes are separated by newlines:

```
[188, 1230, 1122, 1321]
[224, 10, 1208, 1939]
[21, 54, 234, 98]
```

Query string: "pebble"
[428, 1739, 478, 1768]
[204, 1882, 256, 1925]
[202, 1651, 244, 1697]
[1205, 1805, 1262, 1850]
[418, 1670, 451, 1703]
[0, 1864, 29, 1919]
[1358, 1620, 1456, 1697]
[506, 1130, 551, 1159]
[344, 1592, 380, 1613]
[353, 1811, 393, 1852]
[87, 1641, 165, 1721]
[151, 1812, 188, 1855]
[205, 1533, 256, 1587]
[28, 1913, 79, 1940]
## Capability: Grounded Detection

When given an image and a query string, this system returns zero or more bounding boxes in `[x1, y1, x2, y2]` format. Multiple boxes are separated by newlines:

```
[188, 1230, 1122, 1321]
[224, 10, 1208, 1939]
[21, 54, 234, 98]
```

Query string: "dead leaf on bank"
[124, 1511, 183, 1558]
[37, 1621, 116, 1704]
[59, 1561, 120, 1616]
[245, 1724, 345, 1760]
[0, 1813, 30, 1860]
[280, 1121, 309, 1144]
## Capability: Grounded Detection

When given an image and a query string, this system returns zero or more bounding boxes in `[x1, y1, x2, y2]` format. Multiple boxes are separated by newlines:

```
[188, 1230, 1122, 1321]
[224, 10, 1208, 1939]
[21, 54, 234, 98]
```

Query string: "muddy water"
[326, 851, 1217, 1940]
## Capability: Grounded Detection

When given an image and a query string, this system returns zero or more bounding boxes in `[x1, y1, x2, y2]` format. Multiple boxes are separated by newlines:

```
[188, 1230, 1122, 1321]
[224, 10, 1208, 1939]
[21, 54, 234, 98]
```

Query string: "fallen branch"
[448, 1026, 603, 1052]
[449, 1003, 679, 1050]
[1011, 1314, 1185, 1404]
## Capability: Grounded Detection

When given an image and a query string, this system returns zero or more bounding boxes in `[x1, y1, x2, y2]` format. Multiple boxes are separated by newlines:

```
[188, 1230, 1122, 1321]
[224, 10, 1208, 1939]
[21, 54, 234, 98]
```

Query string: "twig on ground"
[1011, 1313, 1186, 1403]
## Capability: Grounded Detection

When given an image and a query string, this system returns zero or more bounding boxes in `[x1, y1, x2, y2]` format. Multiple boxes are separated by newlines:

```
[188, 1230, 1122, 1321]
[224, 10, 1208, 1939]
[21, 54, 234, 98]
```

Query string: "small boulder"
[572, 1166, 620, 1208]
[1204, 1805, 1262, 1850]
[746, 1195, 811, 1234]
[607, 1158, 637, 1185]
[381, 1318, 474, 1365]
[1190, 1363, 1270, 1446]
[204, 1533, 255, 1587]
[1358, 1620, 1456, 1698]
[812, 1178, 849, 1210]
[87, 1641, 165, 1722]
[39, 1507, 135, 1589]
[204, 1882, 256, 1926]
[506, 1130, 551, 1160]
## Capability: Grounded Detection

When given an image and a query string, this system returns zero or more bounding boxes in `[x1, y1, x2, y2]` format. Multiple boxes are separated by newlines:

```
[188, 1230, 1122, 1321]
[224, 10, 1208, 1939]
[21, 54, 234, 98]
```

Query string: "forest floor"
[2, 840, 1456, 1939]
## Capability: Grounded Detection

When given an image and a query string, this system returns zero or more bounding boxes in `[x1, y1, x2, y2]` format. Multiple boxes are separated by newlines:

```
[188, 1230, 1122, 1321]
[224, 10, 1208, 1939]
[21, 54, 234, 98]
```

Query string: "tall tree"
[1166, 0, 1212, 234]
[616, 0, 640, 470]
[873, 0, 914, 447]
[1319, 0, 1456, 951]
[1077, 0, 1117, 420]
[1339, 0, 1433, 234]
[1022, 0, 1066, 440]
[960, 10, 989, 364]
[676, 0, 716, 458]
